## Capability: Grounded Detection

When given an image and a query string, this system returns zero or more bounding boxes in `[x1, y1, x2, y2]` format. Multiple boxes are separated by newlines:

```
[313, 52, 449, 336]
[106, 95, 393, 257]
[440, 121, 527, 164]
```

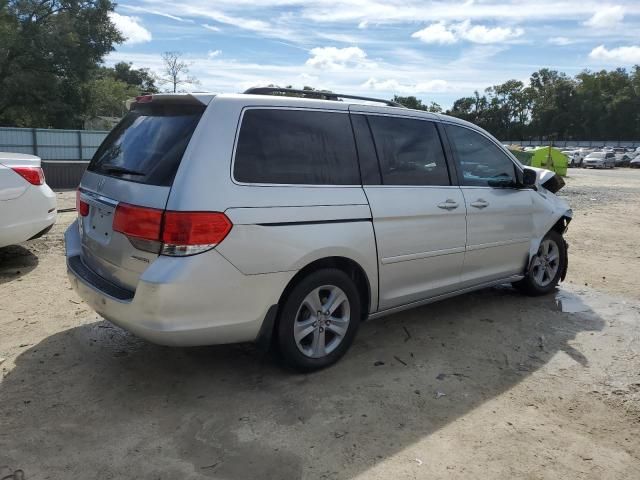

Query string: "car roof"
[213, 92, 480, 129]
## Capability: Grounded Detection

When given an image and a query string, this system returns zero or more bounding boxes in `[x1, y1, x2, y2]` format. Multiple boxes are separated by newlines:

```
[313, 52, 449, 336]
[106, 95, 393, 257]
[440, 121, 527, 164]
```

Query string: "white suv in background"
[0, 152, 57, 248]
[66, 89, 572, 371]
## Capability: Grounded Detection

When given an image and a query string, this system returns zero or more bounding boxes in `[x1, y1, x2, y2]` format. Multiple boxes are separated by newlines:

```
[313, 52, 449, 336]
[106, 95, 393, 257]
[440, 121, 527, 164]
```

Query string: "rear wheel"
[513, 230, 566, 296]
[276, 268, 361, 372]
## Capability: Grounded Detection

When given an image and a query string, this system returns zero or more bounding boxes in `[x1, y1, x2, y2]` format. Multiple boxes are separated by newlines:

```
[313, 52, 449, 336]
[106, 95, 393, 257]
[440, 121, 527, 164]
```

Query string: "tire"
[276, 268, 361, 372]
[513, 230, 566, 296]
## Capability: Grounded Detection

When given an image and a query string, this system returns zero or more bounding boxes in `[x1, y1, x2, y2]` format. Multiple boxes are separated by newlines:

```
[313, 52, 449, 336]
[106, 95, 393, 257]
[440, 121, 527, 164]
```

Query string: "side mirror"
[487, 178, 516, 188]
[522, 168, 537, 188]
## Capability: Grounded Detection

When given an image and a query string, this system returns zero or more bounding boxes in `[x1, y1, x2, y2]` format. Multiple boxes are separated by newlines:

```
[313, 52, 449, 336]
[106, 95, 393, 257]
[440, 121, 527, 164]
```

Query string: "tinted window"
[88, 103, 205, 186]
[234, 109, 359, 185]
[445, 124, 516, 187]
[350, 114, 381, 184]
[367, 116, 450, 186]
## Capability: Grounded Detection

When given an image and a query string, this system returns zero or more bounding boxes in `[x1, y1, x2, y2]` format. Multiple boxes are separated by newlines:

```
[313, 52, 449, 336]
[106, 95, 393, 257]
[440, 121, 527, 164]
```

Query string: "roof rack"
[243, 87, 406, 108]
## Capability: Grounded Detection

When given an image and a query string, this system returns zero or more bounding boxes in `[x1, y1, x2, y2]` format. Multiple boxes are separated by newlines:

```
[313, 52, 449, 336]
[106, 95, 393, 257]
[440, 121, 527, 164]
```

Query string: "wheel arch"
[277, 256, 372, 320]
[256, 255, 373, 351]
[526, 212, 572, 281]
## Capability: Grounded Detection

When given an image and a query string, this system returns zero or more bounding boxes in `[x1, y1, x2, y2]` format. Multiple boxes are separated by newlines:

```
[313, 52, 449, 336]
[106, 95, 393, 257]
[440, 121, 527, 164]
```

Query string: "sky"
[106, 0, 640, 109]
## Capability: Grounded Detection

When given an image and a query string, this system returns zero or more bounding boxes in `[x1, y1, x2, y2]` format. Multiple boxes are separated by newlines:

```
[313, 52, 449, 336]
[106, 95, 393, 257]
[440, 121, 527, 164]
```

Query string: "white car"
[561, 150, 583, 167]
[583, 152, 616, 169]
[0, 153, 57, 248]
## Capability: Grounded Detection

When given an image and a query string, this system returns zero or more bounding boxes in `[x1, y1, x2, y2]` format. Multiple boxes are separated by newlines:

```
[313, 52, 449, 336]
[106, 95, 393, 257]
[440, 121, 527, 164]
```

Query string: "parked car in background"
[561, 150, 583, 167]
[614, 153, 631, 167]
[65, 89, 573, 371]
[630, 157, 640, 168]
[583, 152, 616, 169]
[0, 153, 57, 248]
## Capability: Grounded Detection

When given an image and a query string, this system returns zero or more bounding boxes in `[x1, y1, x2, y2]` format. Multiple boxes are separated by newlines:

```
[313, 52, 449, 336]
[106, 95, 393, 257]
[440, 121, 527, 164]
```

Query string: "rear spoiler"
[126, 93, 215, 110]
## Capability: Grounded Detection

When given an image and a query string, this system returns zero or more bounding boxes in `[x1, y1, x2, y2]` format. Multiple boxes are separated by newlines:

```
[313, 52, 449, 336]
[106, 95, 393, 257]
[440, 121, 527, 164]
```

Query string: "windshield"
[587, 153, 604, 159]
[88, 102, 205, 186]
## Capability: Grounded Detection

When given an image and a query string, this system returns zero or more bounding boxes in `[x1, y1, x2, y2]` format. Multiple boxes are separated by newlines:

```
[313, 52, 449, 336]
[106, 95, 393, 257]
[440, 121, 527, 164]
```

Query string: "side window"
[234, 109, 360, 185]
[445, 124, 517, 187]
[350, 114, 381, 185]
[367, 116, 450, 186]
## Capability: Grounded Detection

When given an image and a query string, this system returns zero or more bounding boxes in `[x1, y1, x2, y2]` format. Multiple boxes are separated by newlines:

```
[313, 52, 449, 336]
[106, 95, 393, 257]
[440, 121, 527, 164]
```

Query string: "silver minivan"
[65, 88, 572, 371]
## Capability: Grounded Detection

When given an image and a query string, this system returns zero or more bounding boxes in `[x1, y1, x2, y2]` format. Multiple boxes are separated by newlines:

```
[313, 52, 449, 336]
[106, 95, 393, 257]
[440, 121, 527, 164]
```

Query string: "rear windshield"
[88, 102, 205, 186]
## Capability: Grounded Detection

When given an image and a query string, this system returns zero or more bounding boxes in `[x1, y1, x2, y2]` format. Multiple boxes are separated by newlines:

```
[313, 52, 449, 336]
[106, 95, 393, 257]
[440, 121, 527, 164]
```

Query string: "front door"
[444, 123, 534, 287]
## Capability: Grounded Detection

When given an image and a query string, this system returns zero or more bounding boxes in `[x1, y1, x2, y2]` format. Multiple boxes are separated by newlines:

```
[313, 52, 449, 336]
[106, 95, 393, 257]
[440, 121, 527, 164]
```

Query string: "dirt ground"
[1, 169, 640, 479]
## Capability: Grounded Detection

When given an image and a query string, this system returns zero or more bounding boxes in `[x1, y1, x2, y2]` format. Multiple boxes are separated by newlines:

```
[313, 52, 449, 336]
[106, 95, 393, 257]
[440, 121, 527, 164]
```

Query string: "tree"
[112, 62, 158, 94]
[392, 95, 442, 112]
[83, 76, 138, 118]
[158, 51, 199, 93]
[0, 0, 123, 128]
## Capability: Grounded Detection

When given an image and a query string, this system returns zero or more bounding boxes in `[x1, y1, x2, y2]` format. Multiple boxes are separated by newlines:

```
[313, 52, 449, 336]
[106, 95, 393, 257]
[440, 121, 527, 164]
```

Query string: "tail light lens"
[112, 203, 163, 240]
[12, 166, 44, 186]
[76, 189, 89, 217]
[113, 203, 232, 256]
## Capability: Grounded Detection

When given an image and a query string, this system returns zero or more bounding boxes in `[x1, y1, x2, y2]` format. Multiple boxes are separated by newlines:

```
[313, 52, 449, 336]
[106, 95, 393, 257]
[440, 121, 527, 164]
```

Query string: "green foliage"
[112, 62, 158, 94]
[445, 67, 640, 140]
[0, 0, 124, 128]
[83, 62, 159, 119]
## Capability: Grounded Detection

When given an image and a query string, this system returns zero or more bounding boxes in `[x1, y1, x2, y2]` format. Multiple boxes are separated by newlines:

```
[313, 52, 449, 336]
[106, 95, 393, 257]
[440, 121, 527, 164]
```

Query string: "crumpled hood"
[527, 166, 565, 193]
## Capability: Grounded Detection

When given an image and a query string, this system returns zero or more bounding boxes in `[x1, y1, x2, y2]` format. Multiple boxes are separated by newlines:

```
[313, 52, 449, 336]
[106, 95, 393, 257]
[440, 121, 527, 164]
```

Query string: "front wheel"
[276, 268, 361, 372]
[513, 230, 566, 296]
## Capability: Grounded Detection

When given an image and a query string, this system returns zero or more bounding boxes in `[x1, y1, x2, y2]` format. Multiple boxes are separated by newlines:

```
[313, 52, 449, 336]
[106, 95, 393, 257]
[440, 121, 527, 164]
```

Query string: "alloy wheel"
[530, 239, 560, 287]
[293, 285, 351, 359]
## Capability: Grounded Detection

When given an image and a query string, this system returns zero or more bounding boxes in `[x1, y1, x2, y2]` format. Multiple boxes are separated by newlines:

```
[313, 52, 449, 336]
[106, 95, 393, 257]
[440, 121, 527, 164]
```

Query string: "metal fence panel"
[0, 127, 108, 188]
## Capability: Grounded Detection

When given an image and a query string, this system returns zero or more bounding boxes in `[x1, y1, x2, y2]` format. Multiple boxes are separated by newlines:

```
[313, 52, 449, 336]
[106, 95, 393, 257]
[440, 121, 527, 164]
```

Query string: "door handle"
[470, 199, 489, 209]
[437, 199, 459, 210]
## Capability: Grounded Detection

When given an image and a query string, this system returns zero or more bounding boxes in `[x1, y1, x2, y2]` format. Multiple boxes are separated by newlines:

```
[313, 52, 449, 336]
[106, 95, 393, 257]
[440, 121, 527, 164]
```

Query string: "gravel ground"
[1, 168, 640, 479]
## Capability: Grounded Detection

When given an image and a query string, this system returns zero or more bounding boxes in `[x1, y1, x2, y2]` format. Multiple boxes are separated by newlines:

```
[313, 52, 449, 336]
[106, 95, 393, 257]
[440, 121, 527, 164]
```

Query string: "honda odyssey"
[65, 88, 572, 371]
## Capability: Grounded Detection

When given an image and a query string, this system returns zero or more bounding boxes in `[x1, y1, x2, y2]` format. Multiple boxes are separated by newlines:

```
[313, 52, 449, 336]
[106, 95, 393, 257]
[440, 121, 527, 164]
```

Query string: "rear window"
[88, 102, 205, 186]
[233, 109, 360, 185]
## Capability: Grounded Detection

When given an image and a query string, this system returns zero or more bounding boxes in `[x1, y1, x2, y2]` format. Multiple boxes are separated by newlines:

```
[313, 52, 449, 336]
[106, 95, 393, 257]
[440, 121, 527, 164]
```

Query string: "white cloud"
[411, 22, 457, 44]
[119, 5, 193, 23]
[412, 20, 523, 45]
[207, 49, 222, 58]
[549, 36, 573, 46]
[109, 12, 152, 44]
[589, 44, 640, 63]
[362, 77, 450, 93]
[459, 21, 524, 44]
[584, 6, 625, 28]
[305, 46, 374, 69]
[202, 23, 221, 32]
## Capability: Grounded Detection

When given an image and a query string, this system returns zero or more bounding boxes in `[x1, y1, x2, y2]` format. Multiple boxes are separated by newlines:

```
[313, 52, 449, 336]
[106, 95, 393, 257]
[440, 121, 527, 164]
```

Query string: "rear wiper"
[101, 163, 145, 176]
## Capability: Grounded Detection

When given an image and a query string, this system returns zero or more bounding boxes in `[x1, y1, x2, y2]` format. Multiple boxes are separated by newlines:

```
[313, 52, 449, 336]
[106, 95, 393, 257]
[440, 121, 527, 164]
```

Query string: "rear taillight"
[112, 203, 163, 240]
[12, 166, 44, 186]
[76, 189, 89, 217]
[113, 203, 232, 256]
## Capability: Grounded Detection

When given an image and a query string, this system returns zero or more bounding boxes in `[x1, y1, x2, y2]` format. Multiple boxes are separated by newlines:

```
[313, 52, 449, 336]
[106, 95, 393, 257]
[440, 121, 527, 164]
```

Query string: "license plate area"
[79, 193, 117, 247]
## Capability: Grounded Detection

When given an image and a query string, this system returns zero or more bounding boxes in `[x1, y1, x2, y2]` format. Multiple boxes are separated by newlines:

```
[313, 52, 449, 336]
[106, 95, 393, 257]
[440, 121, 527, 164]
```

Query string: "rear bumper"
[65, 220, 294, 346]
[0, 184, 56, 248]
